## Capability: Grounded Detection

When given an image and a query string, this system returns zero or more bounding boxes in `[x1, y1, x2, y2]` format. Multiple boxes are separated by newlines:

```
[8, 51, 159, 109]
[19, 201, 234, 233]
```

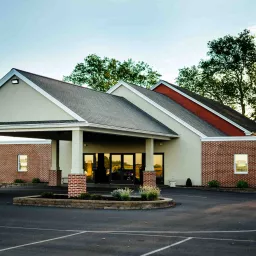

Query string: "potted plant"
[169, 176, 176, 187]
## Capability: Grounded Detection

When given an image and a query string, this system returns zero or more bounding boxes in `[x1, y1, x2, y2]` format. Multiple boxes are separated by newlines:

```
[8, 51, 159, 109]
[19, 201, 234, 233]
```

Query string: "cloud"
[248, 25, 256, 34]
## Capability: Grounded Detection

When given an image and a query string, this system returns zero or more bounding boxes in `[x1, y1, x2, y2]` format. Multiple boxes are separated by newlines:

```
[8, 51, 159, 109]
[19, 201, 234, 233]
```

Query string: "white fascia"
[0, 140, 51, 145]
[152, 80, 252, 136]
[0, 69, 86, 122]
[84, 122, 177, 140]
[201, 136, 256, 142]
[107, 81, 207, 138]
[0, 122, 176, 140]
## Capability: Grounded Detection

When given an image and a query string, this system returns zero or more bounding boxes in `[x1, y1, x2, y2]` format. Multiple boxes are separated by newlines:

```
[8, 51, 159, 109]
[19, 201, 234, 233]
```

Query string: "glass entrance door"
[110, 154, 135, 184]
[84, 154, 97, 183]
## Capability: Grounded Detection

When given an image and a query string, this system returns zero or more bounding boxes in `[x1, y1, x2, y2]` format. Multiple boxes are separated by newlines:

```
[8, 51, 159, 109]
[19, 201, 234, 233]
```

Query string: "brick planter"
[48, 170, 62, 186]
[13, 195, 175, 210]
[68, 174, 86, 198]
[143, 171, 156, 187]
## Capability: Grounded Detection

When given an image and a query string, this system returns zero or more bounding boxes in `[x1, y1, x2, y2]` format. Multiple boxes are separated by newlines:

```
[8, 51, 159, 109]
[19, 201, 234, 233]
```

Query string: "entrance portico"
[0, 125, 173, 197]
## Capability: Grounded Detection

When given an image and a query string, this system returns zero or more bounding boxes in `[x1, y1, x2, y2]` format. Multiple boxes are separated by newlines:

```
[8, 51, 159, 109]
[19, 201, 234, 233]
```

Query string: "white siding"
[111, 86, 202, 186]
[0, 77, 75, 122]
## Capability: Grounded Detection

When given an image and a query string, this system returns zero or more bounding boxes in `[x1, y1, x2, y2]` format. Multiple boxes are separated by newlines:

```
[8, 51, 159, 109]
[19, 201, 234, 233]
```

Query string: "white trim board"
[0, 69, 86, 122]
[152, 80, 252, 135]
[108, 81, 207, 138]
[0, 122, 176, 140]
[0, 140, 51, 145]
[201, 136, 256, 142]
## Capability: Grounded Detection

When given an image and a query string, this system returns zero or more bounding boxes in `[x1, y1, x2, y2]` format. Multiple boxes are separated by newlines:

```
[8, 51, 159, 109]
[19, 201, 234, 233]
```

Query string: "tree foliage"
[64, 54, 161, 92]
[176, 29, 256, 118]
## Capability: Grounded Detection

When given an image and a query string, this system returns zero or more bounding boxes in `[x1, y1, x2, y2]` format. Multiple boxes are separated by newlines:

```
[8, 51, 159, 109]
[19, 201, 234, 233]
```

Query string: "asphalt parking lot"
[0, 186, 255, 255]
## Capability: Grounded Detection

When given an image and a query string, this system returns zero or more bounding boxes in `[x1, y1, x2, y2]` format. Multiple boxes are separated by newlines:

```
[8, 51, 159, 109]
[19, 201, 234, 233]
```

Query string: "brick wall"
[0, 144, 51, 183]
[202, 141, 256, 187]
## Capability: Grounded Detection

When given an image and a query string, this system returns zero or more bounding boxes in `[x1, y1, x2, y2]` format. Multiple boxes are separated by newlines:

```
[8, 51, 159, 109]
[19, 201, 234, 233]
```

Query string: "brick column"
[143, 171, 156, 187]
[143, 138, 156, 187]
[49, 170, 62, 186]
[48, 140, 62, 186]
[68, 174, 86, 197]
[68, 130, 86, 198]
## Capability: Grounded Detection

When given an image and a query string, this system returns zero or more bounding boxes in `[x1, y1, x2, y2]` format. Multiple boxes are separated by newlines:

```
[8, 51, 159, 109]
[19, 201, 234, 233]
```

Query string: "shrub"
[111, 188, 133, 201]
[208, 180, 220, 188]
[14, 179, 25, 183]
[41, 192, 54, 198]
[32, 178, 41, 183]
[79, 193, 91, 199]
[139, 186, 161, 201]
[90, 194, 103, 200]
[186, 178, 192, 187]
[236, 180, 248, 189]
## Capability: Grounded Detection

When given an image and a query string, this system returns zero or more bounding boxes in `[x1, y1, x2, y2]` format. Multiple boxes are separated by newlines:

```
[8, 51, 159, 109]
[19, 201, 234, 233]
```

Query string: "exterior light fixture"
[12, 78, 19, 84]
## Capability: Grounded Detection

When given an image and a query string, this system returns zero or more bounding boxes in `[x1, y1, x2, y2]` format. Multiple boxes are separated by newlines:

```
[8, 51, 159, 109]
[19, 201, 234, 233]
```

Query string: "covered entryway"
[0, 126, 172, 197]
[0, 68, 178, 197]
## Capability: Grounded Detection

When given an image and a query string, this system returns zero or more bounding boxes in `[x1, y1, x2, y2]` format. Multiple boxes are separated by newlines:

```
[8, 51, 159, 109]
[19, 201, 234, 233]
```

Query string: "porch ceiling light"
[12, 78, 19, 84]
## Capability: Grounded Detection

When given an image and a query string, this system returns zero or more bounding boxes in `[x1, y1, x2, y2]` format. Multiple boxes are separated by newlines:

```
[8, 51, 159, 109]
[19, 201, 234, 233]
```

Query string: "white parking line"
[140, 237, 192, 256]
[0, 231, 87, 252]
[109, 232, 256, 243]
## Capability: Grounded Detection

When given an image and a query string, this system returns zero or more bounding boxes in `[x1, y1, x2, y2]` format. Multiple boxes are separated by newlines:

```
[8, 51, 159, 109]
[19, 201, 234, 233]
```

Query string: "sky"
[1, 0, 256, 84]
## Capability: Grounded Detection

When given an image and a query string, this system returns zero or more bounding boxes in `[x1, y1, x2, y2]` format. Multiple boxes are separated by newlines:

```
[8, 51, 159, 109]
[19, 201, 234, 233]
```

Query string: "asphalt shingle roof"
[127, 83, 227, 137]
[161, 80, 256, 133]
[15, 69, 177, 136]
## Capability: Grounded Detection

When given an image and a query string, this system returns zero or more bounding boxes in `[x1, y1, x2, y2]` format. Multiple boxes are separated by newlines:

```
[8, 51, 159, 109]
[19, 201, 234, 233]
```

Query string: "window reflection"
[234, 154, 248, 173]
[135, 153, 142, 181]
[18, 155, 28, 172]
[154, 154, 163, 178]
[84, 154, 97, 182]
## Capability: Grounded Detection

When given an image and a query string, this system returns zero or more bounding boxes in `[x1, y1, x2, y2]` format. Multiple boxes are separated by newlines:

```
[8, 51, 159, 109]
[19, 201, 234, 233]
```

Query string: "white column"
[71, 129, 84, 174]
[51, 140, 60, 170]
[145, 138, 154, 171]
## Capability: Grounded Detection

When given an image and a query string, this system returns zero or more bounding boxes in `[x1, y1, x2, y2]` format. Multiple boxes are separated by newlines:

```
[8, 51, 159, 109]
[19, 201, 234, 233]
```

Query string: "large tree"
[64, 54, 161, 92]
[176, 29, 256, 118]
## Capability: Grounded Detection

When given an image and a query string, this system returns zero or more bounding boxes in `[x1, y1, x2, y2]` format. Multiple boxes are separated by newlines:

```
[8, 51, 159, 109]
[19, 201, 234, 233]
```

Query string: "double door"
[110, 154, 135, 184]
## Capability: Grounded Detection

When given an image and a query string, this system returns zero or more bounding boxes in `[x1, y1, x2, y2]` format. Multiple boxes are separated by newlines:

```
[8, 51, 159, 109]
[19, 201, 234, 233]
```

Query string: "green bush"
[236, 180, 248, 189]
[41, 192, 54, 198]
[139, 186, 161, 201]
[32, 178, 41, 183]
[208, 180, 220, 188]
[111, 188, 133, 201]
[186, 178, 192, 187]
[79, 193, 91, 199]
[14, 179, 25, 183]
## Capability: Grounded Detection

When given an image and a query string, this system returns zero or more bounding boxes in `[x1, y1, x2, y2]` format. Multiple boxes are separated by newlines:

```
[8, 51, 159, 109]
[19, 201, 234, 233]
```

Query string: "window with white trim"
[234, 154, 248, 174]
[18, 155, 28, 172]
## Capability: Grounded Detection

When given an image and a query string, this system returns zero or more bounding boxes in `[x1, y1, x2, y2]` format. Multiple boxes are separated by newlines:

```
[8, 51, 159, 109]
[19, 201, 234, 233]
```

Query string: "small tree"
[64, 54, 161, 92]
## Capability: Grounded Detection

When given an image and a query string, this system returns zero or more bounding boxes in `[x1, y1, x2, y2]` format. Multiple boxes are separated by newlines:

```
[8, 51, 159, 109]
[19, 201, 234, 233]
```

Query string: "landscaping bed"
[13, 194, 175, 210]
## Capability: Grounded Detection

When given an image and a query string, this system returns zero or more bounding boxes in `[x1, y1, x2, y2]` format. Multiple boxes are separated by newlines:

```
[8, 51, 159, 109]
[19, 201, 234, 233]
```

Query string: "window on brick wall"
[234, 154, 248, 174]
[18, 155, 28, 172]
